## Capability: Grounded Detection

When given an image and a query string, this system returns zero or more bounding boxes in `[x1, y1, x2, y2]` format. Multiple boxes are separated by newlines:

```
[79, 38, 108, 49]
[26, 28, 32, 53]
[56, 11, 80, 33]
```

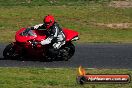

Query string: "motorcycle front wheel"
[3, 43, 18, 59]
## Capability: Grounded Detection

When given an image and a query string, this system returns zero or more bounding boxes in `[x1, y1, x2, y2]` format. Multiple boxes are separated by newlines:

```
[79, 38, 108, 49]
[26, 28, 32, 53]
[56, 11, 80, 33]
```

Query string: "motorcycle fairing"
[15, 28, 79, 43]
[63, 28, 79, 42]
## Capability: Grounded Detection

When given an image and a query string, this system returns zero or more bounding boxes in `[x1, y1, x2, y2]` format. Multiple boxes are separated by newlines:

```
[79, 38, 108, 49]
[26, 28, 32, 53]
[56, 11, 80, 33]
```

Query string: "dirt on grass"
[109, 0, 132, 8]
[94, 23, 132, 29]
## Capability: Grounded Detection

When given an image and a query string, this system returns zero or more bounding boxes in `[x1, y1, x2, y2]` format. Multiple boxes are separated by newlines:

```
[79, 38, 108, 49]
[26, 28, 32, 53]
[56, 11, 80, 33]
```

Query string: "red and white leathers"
[31, 22, 66, 49]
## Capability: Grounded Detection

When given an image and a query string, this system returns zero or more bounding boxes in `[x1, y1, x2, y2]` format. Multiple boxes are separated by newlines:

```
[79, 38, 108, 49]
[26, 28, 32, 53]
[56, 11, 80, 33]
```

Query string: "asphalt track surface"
[0, 44, 132, 69]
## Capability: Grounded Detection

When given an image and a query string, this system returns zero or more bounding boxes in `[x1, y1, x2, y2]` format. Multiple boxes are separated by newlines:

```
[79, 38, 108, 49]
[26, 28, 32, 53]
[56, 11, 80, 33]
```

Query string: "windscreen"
[20, 28, 37, 36]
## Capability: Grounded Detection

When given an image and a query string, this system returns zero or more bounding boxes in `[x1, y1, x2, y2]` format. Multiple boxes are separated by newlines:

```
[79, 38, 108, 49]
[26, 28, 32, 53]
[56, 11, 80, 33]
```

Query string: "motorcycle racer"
[29, 15, 66, 58]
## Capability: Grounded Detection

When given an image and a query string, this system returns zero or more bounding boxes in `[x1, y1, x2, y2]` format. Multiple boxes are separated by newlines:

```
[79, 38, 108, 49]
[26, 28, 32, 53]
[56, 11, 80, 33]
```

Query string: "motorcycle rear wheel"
[60, 42, 75, 61]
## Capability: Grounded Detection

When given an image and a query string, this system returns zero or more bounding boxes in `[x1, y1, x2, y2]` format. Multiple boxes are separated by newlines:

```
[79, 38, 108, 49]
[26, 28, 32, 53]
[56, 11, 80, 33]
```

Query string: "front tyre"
[3, 43, 18, 59]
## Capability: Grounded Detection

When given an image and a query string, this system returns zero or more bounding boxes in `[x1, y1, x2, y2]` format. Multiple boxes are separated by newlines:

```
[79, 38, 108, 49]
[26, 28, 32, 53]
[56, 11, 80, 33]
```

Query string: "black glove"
[30, 27, 34, 30]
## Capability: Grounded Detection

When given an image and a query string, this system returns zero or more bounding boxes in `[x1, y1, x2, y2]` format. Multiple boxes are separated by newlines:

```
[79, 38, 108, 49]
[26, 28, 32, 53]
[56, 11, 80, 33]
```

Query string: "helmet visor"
[45, 22, 51, 26]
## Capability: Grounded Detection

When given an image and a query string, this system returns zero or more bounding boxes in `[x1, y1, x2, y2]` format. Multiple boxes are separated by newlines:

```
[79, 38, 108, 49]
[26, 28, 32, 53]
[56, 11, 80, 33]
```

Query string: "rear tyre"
[3, 43, 18, 59]
[60, 42, 75, 61]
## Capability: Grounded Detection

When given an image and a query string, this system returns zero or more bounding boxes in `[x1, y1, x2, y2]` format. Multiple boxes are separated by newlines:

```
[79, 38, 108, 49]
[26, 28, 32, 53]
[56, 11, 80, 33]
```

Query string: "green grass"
[0, 5, 132, 43]
[0, 0, 132, 43]
[0, 67, 131, 88]
[0, 0, 111, 6]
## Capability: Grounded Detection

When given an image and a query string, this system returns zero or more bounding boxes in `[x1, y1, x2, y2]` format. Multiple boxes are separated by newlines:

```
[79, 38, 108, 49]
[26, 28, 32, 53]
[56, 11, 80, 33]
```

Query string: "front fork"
[12, 42, 26, 58]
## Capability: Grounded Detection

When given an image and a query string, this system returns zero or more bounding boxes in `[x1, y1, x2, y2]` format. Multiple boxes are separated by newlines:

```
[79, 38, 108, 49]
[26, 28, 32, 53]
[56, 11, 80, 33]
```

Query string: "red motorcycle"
[3, 27, 79, 61]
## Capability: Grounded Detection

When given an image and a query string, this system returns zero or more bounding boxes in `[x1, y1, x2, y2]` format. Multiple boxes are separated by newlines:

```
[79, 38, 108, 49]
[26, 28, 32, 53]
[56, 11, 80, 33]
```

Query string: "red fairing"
[34, 30, 47, 41]
[63, 28, 79, 41]
[15, 28, 47, 43]
[15, 28, 36, 42]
